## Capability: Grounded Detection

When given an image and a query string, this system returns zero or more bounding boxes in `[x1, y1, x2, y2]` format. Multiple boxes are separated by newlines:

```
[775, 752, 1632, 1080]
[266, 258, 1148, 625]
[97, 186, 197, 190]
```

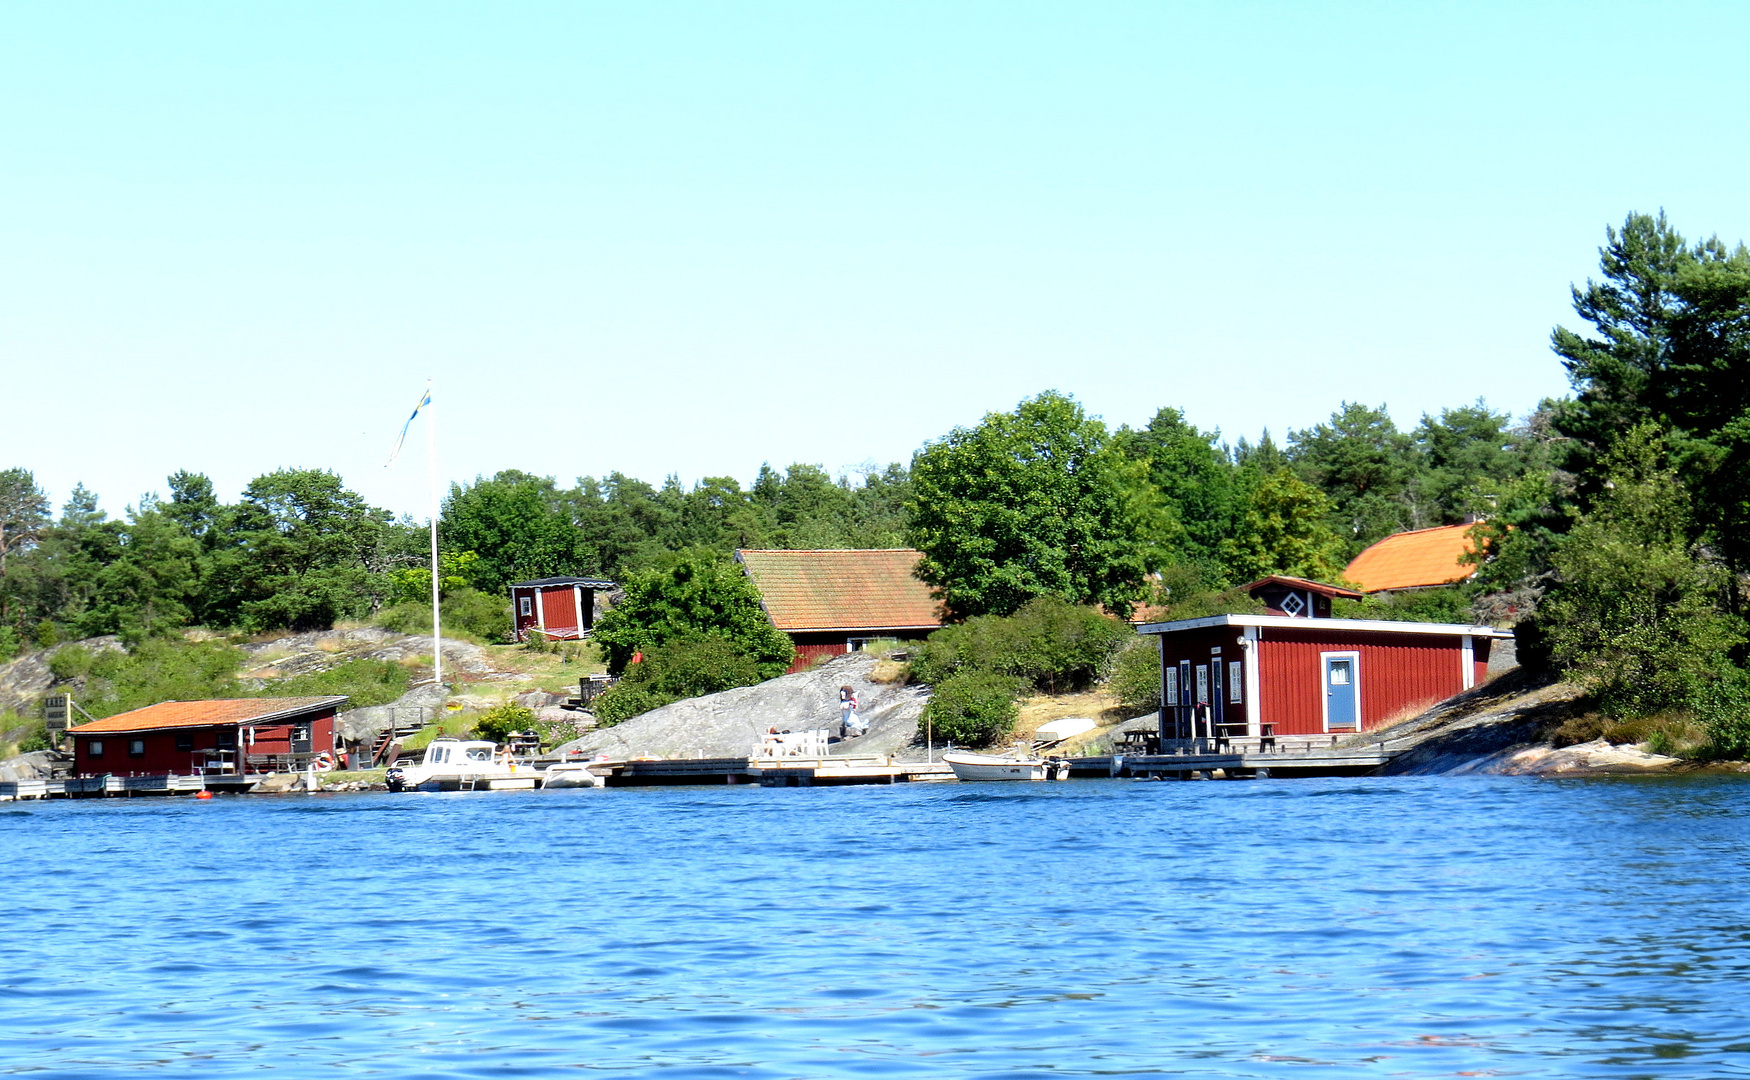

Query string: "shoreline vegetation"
[3, 211, 1750, 766]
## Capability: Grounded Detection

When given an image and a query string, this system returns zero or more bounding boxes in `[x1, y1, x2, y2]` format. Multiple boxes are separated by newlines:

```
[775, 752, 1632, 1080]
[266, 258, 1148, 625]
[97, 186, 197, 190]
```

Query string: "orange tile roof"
[736, 549, 943, 632]
[1345, 523, 1480, 593]
[66, 697, 348, 735]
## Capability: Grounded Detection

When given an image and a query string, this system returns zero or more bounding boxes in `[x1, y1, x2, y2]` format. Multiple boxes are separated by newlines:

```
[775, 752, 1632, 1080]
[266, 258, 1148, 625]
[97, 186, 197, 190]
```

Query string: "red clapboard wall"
[1259, 628, 1467, 735]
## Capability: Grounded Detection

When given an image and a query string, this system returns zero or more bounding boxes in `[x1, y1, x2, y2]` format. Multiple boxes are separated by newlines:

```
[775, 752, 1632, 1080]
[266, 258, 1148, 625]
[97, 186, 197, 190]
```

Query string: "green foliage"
[16, 722, 52, 754]
[1531, 427, 1745, 718]
[373, 587, 512, 644]
[388, 550, 483, 604]
[1289, 402, 1417, 555]
[1219, 469, 1349, 583]
[0, 625, 17, 662]
[1143, 563, 1268, 621]
[1108, 638, 1162, 713]
[68, 639, 246, 719]
[908, 391, 1172, 619]
[267, 658, 411, 708]
[1334, 586, 1478, 624]
[1694, 667, 1750, 759]
[921, 670, 1023, 747]
[472, 703, 535, 743]
[913, 595, 1132, 693]
[1115, 408, 1242, 575]
[590, 636, 769, 724]
[591, 550, 792, 677]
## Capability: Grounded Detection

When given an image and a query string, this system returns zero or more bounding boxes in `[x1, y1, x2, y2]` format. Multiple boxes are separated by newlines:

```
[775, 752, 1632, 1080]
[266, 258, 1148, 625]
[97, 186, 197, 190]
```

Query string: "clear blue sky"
[5, 2, 1748, 520]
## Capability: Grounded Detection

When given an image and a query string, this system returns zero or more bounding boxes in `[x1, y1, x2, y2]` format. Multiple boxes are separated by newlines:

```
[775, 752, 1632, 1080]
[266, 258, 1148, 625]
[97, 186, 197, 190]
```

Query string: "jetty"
[1065, 736, 1394, 780]
[588, 754, 955, 787]
[0, 773, 263, 800]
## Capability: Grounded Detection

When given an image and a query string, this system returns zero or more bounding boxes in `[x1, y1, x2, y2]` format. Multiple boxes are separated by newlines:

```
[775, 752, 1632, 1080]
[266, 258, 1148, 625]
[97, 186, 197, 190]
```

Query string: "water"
[3, 776, 1748, 1078]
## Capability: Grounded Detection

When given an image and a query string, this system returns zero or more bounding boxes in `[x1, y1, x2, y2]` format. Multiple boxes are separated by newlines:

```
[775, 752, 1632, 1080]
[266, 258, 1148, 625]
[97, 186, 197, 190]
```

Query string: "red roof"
[1241, 575, 1364, 600]
[1345, 523, 1480, 592]
[66, 697, 347, 736]
[735, 549, 942, 633]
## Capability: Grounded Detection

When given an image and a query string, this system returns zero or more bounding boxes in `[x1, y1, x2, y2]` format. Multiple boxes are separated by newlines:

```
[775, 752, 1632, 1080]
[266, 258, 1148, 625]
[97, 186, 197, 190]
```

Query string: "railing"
[755, 730, 831, 758]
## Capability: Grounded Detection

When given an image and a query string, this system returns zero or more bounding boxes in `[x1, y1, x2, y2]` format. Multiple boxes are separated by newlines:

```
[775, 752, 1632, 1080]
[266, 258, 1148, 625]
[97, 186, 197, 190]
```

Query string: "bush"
[16, 723, 51, 754]
[76, 639, 245, 719]
[1696, 666, 1750, 759]
[0, 626, 19, 663]
[921, 670, 1023, 747]
[1333, 586, 1477, 625]
[1108, 638, 1161, 713]
[374, 588, 513, 644]
[265, 658, 411, 708]
[588, 636, 768, 726]
[592, 551, 793, 677]
[913, 596, 1132, 693]
[473, 703, 535, 743]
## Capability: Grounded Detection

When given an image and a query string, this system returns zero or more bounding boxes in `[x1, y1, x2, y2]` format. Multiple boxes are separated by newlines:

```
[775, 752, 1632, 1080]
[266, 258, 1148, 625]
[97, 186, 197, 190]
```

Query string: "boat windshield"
[465, 748, 493, 762]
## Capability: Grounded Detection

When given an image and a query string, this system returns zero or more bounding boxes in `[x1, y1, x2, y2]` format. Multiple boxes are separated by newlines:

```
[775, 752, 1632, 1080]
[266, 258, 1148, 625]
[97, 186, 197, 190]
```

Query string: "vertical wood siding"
[540, 586, 579, 632]
[1258, 629, 1464, 735]
[788, 641, 848, 673]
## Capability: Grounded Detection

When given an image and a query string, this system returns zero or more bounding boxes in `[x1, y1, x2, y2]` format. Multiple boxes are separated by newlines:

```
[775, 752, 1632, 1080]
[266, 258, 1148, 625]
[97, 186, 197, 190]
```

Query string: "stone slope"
[555, 652, 929, 761]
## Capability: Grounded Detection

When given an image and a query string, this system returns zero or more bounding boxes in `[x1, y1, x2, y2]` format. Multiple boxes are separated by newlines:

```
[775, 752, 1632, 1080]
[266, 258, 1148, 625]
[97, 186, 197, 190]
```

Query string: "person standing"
[839, 685, 866, 737]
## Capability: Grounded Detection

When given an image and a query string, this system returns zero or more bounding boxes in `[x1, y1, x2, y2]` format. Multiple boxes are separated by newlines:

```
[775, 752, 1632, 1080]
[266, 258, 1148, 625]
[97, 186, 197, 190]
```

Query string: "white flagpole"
[425, 379, 442, 687]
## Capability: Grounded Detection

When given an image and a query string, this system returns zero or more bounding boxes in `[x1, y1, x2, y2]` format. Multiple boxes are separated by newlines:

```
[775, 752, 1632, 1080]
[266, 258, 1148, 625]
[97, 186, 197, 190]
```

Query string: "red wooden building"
[736, 549, 944, 673]
[510, 575, 615, 642]
[1137, 577, 1511, 741]
[66, 697, 346, 777]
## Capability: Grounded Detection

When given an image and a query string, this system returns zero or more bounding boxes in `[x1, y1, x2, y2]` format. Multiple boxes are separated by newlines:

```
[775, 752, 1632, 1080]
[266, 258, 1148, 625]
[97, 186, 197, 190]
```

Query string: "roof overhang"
[779, 623, 942, 634]
[1135, 614, 1514, 639]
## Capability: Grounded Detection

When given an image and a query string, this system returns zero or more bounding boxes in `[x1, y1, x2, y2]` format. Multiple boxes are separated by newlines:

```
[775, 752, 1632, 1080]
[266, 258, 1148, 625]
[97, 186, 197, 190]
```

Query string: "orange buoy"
[195, 790, 214, 800]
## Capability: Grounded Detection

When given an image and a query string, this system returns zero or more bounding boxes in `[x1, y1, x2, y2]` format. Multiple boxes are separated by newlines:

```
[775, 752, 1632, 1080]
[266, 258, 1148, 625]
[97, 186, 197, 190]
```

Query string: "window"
[1228, 661, 1242, 702]
[1195, 665, 1210, 705]
[519, 596, 533, 616]
[1280, 592, 1305, 617]
[215, 731, 236, 750]
[292, 725, 310, 742]
[175, 733, 194, 751]
[89, 740, 104, 758]
[1164, 668, 1179, 706]
[847, 637, 876, 652]
[129, 739, 146, 757]
[1330, 661, 1351, 686]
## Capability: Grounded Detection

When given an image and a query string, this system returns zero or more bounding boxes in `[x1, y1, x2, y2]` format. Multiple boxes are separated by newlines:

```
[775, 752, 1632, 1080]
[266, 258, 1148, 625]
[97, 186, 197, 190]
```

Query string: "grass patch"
[263, 658, 411, 708]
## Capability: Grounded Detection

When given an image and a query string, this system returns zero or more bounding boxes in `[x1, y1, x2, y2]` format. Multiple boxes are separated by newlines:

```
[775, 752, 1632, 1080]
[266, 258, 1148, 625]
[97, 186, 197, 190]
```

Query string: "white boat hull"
[541, 764, 601, 789]
[942, 752, 1048, 781]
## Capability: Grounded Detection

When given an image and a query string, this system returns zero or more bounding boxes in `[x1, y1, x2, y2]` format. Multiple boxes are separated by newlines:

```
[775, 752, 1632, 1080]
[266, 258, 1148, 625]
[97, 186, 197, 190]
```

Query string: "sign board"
[43, 694, 69, 731]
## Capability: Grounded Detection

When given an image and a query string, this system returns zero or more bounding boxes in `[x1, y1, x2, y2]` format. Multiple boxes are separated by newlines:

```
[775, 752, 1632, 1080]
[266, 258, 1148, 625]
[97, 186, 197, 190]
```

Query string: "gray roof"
[510, 576, 617, 589]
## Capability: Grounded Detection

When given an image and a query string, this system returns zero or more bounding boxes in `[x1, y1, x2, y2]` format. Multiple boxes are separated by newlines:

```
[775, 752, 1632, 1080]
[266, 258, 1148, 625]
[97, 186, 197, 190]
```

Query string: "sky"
[5, 1, 1749, 521]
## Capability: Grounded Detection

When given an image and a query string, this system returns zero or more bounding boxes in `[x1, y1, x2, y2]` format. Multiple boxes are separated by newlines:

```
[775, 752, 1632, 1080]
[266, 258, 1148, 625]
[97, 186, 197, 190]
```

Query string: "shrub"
[1695, 666, 1750, 760]
[473, 703, 535, 743]
[17, 723, 51, 754]
[590, 685, 675, 726]
[1334, 586, 1477, 625]
[913, 596, 1132, 693]
[1108, 638, 1161, 713]
[265, 658, 411, 708]
[922, 670, 1023, 747]
[374, 588, 513, 644]
[592, 551, 793, 677]
[77, 639, 244, 719]
[48, 644, 96, 681]
[0, 626, 19, 663]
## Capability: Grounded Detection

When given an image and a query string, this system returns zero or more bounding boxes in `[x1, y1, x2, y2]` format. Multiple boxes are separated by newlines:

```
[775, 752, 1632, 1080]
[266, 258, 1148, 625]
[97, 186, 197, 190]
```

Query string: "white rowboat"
[942, 751, 1049, 782]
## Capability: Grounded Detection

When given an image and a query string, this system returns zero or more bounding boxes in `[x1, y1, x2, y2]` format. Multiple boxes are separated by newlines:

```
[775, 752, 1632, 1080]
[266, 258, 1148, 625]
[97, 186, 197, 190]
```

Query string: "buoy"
[195, 790, 214, 800]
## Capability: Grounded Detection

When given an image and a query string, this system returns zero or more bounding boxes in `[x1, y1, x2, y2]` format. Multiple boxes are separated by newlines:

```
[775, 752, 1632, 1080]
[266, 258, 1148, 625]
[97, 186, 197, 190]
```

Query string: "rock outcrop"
[553, 653, 929, 761]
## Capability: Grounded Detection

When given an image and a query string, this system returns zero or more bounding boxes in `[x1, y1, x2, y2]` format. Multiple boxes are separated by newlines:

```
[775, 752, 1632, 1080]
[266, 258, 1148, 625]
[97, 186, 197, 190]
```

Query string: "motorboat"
[541, 762, 601, 789]
[942, 751, 1069, 782]
[389, 739, 539, 792]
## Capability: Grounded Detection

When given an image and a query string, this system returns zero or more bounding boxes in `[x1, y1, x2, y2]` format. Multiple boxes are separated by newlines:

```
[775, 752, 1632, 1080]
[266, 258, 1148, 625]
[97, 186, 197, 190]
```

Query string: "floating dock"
[589, 755, 956, 787]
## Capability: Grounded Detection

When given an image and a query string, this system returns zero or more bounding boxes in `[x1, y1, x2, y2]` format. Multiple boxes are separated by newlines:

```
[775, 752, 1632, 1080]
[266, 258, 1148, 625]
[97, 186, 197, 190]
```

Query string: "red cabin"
[736, 549, 944, 673]
[1137, 578, 1511, 742]
[66, 697, 345, 777]
[510, 576, 615, 642]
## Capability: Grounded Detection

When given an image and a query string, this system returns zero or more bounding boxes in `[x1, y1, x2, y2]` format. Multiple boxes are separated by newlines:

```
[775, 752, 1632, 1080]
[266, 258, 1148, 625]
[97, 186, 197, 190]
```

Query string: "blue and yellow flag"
[384, 383, 432, 467]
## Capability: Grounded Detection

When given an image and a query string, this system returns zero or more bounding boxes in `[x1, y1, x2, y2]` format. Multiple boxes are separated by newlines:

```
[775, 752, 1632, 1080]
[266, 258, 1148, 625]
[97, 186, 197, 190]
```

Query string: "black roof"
[510, 576, 617, 589]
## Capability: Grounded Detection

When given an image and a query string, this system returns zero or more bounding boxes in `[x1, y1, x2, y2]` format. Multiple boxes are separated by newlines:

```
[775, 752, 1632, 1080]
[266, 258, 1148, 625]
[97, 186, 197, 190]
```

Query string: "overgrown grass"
[266, 658, 411, 708]
[373, 588, 512, 645]
[1550, 710, 1714, 758]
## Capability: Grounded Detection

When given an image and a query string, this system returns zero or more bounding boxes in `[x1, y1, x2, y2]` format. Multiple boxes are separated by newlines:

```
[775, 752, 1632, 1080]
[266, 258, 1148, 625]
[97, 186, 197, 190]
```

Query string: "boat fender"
[195, 790, 214, 800]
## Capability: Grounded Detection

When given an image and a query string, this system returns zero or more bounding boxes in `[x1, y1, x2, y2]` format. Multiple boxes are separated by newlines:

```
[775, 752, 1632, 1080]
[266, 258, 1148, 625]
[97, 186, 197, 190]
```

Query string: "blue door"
[1325, 656, 1358, 731]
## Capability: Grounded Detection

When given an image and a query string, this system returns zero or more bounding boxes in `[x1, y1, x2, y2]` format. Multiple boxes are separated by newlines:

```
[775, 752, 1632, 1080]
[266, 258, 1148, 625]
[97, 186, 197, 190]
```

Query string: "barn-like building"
[736, 549, 943, 673]
[1137, 576, 1511, 741]
[509, 575, 616, 642]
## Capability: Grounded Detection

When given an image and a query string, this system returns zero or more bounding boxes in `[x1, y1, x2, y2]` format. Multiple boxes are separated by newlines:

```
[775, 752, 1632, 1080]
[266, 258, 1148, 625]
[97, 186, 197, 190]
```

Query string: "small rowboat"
[541, 762, 601, 789]
[942, 751, 1053, 782]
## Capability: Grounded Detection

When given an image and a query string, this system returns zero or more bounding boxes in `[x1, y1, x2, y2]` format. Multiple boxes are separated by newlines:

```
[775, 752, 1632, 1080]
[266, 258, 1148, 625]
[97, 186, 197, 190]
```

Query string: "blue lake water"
[3, 775, 1749, 1078]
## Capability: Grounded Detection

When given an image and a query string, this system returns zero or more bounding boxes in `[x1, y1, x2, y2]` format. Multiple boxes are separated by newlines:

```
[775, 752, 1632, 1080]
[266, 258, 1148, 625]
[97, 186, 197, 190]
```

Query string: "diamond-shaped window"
[1280, 592, 1305, 617]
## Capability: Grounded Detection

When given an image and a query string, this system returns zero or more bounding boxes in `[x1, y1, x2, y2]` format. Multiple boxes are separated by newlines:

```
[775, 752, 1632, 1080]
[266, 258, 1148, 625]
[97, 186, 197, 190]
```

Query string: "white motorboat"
[390, 739, 539, 792]
[943, 751, 1060, 782]
[541, 762, 601, 789]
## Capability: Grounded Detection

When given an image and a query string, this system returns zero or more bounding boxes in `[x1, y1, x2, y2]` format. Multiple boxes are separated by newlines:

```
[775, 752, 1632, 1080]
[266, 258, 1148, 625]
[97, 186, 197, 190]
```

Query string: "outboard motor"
[385, 766, 407, 793]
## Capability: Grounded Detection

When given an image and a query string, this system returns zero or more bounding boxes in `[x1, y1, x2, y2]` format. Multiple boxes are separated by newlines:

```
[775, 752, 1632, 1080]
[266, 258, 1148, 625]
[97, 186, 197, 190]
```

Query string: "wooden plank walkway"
[589, 756, 956, 788]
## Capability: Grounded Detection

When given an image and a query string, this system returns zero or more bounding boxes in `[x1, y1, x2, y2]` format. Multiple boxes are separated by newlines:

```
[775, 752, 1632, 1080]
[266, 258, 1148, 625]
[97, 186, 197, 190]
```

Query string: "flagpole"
[426, 379, 442, 688]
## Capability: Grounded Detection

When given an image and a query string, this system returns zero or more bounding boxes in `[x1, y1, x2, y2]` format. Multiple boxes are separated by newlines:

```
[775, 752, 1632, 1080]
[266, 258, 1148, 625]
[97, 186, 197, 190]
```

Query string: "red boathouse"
[1137, 578, 1511, 741]
[67, 697, 346, 777]
[510, 575, 616, 642]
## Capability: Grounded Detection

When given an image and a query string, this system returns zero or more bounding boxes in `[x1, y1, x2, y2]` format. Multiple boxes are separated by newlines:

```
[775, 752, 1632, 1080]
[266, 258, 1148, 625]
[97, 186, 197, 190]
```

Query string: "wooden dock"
[0, 773, 266, 800]
[1067, 742, 1394, 780]
[588, 755, 956, 788]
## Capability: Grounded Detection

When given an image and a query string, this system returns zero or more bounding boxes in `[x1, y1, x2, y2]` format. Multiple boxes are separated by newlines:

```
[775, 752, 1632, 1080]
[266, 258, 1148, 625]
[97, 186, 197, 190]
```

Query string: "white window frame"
[1227, 660, 1242, 703]
[1319, 650, 1362, 733]
[1195, 664, 1210, 706]
[518, 596, 533, 617]
[1164, 667, 1179, 706]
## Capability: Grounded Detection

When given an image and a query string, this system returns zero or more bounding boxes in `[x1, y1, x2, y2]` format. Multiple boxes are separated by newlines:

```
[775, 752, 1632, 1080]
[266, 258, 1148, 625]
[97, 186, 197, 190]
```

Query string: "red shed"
[510, 575, 615, 642]
[1136, 611, 1511, 742]
[66, 696, 345, 777]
